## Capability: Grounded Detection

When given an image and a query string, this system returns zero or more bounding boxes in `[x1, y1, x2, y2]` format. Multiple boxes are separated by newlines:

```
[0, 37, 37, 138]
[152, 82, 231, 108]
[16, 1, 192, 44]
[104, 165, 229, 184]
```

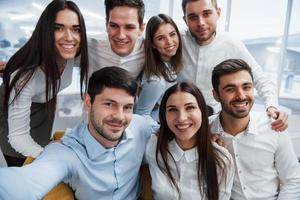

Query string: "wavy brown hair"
[156, 82, 229, 200]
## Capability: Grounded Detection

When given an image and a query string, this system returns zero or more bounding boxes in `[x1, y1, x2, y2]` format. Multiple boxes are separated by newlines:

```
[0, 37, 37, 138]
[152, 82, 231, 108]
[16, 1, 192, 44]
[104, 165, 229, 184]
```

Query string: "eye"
[109, 24, 118, 29]
[243, 85, 253, 90]
[170, 32, 177, 37]
[186, 105, 196, 111]
[156, 36, 163, 41]
[167, 107, 177, 112]
[72, 27, 80, 33]
[126, 25, 136, 30]
[104, 102, 113, 107]
[124, 105, 133, 112]
[188, 15, 198, 21]
[225, 87, 235, 92]
[54, 25, 64, 32]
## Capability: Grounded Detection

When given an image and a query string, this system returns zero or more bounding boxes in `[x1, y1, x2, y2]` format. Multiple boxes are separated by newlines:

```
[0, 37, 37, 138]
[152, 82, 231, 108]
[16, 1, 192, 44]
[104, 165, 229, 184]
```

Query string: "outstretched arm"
[0, 143, 71, 199]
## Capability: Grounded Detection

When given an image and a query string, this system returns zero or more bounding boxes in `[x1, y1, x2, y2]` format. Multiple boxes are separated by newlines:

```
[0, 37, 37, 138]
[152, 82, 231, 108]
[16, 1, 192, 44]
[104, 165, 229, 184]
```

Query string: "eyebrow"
[222, 82, 253, 90]
[103, 98, 134, 106]
[108, 21, 137, 27]
[166, 102, 196, 108]
[54, 23, 80, 28]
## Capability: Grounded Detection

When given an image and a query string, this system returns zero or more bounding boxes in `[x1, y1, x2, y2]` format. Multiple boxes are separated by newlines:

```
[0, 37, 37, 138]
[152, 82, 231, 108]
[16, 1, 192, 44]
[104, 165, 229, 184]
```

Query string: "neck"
[219, 111, 250, 136]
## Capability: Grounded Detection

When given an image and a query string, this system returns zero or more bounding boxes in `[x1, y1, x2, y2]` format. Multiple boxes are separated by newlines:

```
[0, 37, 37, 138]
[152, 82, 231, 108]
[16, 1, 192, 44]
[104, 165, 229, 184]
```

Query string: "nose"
[198, 17, 205, 26]
[165, 36, 172, 45]
[64, 29, 73, 41]
[235, 88, 246, 100]
[117, 28, 126, 39]
[112, 107, 125, 120]
[177, 110, 188, 122]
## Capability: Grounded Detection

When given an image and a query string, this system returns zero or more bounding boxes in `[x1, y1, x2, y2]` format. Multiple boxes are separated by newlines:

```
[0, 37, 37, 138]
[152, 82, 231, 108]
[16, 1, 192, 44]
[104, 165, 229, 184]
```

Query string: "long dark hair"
[3, 0, 88, 113]
[144, 14, 182, 82]
[156, 82, 228, 200]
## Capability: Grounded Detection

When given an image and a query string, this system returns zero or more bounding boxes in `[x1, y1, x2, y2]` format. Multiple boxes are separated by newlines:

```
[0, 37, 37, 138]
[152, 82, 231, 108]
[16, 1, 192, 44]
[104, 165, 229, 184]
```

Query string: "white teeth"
[233, 102, 247, 107]
[61, 44, 74, 49]
[166, 46, 175, 51]
[175, 124, 191, 130]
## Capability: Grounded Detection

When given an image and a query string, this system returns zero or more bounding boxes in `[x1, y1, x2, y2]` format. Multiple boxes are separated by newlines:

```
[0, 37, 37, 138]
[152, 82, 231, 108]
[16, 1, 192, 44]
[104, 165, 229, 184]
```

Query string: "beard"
[90, 109, 125, 142]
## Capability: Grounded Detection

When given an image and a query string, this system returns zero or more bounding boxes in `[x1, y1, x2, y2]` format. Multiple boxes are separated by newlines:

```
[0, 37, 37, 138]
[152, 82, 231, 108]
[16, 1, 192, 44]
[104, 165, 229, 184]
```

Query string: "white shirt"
[145, 134, 234, 200]
[88, 34, 145, 79]
[8, 59, 75, 157]
[179, 30, 278, 112]
[210, 111, 300, 200]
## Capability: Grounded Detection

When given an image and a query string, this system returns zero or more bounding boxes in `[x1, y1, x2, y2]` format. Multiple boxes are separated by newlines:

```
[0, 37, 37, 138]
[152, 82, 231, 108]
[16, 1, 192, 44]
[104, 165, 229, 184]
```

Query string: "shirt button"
[239, 170, 242, 174]
[235, 154, 239, 158]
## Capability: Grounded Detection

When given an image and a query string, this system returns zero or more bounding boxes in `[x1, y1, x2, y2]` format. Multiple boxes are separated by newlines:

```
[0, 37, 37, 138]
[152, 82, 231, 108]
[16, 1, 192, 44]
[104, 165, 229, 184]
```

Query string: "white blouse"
[7, 59, 75, 158]
[145, 134, 234, 200]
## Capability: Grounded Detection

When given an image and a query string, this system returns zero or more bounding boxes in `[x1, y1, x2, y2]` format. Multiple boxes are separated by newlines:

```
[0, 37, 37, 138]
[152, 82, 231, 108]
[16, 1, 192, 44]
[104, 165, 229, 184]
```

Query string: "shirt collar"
[84, 125, 135, 160]
[168, 139, 198, 163]
[210, 111, 257, 136]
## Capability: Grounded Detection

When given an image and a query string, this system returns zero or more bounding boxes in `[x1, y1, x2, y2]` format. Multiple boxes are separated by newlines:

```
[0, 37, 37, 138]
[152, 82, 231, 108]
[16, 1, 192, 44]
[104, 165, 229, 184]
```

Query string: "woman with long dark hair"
[135, 14, 182, 121]
[145, 82, 234, 199]
[0, 0, 88, 166]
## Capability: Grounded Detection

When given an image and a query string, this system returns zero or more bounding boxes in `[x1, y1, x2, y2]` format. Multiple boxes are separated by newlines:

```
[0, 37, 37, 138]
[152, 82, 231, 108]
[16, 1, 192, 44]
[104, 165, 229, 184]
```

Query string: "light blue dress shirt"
[0, 114, 158, 200]
[135, 62, 177, 121]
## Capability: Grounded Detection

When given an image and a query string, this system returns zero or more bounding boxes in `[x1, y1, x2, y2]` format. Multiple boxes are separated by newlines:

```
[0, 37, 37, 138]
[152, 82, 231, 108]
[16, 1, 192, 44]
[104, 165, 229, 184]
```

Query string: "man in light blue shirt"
[0, 67, 158, 200]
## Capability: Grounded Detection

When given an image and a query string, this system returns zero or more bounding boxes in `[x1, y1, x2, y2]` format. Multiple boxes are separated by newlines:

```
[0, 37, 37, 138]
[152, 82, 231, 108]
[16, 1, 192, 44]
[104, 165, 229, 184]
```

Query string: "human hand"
[0, 61, 6, 76]
[211, 134, 226, 148]
[267, 106, 288, 132]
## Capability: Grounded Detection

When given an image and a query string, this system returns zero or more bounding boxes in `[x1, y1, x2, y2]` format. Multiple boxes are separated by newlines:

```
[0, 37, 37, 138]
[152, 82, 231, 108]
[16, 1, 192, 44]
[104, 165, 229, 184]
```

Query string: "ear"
[216, 7, 221, 18]
[138, 22, 145, 36]
[212, 89, 220, 102]
[84, 94, 92, 113]
[183, 15, 187, 25]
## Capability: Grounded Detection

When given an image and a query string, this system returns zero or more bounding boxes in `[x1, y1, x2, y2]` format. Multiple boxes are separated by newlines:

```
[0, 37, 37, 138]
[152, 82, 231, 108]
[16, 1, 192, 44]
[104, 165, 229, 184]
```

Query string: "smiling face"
[166, 91, 202, 150]
[85, 87, 134, 148]
[183, 0, 220, 46]
[213, 70, 254, 119]
[152, 23, 180, 61]
[106, 6, 144, 57]
[54, 8, 81, 63]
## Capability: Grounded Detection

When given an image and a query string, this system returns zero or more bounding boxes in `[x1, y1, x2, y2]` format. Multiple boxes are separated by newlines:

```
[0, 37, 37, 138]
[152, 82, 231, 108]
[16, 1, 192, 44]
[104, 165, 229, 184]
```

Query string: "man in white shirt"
[210, 58, 300, 200]
[88, 0, 145, 79]
[180, 0, 287, 131]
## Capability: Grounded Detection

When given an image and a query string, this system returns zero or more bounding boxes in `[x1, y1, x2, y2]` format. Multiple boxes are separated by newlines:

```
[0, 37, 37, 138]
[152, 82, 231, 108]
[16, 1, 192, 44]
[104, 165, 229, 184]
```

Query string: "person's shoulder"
[250, 111, 272, 127]
[216, 31, 243, 46]
[145, 134, 158, 161]
[88, 33, 110, 48]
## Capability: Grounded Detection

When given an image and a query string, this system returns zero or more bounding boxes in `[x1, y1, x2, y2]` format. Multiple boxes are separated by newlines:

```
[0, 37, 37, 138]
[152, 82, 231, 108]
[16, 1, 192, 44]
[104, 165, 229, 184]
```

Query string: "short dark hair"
[144, 14, 182, 81]
[182, 0, 218, 15]
[104, 0, 145, 26]
[211, 59, 254, 92]
[87, 67, 138, 104]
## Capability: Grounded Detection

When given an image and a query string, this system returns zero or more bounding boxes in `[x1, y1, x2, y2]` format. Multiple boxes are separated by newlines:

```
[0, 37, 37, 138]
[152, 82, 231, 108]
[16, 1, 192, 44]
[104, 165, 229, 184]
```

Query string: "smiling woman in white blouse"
[0, 0, 88, 166]
[145, 82, 234, 200]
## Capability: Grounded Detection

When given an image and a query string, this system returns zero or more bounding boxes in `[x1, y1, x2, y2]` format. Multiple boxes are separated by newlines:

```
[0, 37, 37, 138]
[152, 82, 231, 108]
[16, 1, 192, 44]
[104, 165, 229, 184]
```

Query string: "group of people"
[0, 0, 299, 199]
